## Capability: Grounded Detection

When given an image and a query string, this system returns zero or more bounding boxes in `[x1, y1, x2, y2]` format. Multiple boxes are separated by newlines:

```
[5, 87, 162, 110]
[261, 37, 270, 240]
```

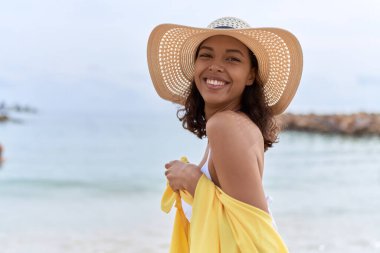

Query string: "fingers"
[164, 160, 181, 179]
[164, 160, 187, 192]
[165, 160, 176, 169]
[168, 181, 179, 193]
[164, 160, 193, 179]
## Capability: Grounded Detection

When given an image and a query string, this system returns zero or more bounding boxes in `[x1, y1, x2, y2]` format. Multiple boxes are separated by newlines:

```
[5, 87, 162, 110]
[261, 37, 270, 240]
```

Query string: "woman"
[147, 17, 303, 253]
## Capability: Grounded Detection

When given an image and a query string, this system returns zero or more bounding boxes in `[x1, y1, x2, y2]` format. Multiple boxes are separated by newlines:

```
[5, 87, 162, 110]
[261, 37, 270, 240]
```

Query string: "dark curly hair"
[177, 46, 279, 151]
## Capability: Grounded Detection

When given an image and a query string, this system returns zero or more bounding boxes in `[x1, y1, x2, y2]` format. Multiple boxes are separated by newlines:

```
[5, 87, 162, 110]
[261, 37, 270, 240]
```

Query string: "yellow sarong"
[161, 175, 289, 253]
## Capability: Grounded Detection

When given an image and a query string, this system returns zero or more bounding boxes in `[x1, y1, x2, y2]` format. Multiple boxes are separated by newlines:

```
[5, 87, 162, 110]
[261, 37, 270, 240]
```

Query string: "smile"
[205, 78, 227, 86]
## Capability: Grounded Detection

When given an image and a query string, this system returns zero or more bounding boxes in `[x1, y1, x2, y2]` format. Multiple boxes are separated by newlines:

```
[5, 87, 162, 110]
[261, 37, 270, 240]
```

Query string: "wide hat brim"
[147, 23, 303, 115]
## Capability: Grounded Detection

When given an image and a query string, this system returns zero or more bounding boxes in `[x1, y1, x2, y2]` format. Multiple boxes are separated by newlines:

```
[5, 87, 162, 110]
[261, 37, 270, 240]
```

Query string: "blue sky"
[1, 0, 380, 114]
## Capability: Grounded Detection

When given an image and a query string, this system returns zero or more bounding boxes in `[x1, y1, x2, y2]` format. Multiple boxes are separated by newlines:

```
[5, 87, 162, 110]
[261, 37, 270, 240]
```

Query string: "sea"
[0, 109, 380, 253]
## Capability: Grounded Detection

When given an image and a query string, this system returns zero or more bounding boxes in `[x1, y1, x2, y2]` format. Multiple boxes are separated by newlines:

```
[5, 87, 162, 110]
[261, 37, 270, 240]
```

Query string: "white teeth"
[206, 79, 225, 86]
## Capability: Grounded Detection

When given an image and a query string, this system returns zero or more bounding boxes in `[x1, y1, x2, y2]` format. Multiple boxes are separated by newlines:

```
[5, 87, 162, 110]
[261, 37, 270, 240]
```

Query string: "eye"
[198, 53, 212, 59]
[226, 57, 241, 63]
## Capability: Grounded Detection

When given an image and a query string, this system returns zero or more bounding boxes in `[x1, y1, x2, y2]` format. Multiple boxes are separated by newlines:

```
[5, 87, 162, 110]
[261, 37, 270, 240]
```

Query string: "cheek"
[193, 63, 203, 83]
[194, 61, 202, 75]
[236, 68, 253, 85]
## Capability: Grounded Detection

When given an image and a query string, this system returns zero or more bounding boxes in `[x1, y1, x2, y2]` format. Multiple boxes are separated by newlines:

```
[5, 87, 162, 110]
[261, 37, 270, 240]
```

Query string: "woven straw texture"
[147, 18, 303, 115]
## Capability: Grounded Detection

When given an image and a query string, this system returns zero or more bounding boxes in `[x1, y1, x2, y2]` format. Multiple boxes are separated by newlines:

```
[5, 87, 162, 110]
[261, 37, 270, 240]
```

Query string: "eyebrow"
[199, 46, 245, 57]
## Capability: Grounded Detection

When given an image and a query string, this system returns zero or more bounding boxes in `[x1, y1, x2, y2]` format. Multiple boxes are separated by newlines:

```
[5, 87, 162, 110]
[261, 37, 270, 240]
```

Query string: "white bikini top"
[181, 149, 277, 229]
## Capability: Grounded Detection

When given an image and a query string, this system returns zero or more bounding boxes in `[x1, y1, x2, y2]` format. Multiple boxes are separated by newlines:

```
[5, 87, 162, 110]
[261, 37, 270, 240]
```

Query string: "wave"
[0, 178, 161, 196]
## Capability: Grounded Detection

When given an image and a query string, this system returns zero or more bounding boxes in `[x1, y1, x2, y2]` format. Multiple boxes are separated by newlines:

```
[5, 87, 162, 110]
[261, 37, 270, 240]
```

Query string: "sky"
[0, 0, 380, 114]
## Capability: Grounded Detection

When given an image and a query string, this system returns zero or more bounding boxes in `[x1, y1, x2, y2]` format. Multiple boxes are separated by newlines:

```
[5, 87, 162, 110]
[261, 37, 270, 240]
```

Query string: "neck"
[204, 102, 241, 121]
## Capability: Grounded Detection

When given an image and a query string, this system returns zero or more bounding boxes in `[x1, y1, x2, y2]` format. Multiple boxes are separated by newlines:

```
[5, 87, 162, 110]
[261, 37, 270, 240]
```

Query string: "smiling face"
[194, 35, 255, 115]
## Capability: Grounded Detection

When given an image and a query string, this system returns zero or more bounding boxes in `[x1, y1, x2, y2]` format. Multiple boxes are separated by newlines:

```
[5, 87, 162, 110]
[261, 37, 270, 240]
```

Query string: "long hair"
[177, 48, 279, 151]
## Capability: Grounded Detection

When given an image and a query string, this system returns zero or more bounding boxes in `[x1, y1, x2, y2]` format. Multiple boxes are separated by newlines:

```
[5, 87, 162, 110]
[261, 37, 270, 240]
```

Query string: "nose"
[208, 63, 224, 72]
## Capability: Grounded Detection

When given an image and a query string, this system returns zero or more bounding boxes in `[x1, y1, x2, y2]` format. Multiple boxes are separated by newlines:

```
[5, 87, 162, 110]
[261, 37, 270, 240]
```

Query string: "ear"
[246, 68, 256, 86]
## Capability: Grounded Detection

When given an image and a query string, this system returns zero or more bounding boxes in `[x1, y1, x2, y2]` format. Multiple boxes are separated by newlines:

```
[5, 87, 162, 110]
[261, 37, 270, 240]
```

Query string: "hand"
[165, 160, 202, 195]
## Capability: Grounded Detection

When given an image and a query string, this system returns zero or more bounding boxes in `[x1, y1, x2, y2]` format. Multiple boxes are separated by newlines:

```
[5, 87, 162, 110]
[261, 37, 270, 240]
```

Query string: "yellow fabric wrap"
[161, 174, 289, 253]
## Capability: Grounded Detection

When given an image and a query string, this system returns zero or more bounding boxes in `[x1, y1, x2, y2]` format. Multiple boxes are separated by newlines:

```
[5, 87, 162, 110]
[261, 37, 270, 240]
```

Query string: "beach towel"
[161, 174, 289, 253]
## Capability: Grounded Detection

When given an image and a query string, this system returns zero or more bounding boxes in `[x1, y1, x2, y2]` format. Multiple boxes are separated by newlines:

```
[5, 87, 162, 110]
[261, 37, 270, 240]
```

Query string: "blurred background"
[1, 0, 380, 252]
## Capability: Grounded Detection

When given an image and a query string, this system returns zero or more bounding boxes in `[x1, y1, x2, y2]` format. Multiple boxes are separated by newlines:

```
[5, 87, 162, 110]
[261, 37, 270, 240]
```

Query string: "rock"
[277, 112, 380, 135]
[0, 114, 9, 122]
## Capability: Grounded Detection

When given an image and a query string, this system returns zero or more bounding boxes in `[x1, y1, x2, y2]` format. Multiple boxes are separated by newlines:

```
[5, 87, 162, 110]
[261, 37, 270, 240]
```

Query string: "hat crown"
[207, 17, 251, 29]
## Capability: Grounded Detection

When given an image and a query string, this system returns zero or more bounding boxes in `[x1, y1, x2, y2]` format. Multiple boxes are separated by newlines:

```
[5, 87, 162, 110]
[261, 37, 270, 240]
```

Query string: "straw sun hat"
[147, 17, 303, 115]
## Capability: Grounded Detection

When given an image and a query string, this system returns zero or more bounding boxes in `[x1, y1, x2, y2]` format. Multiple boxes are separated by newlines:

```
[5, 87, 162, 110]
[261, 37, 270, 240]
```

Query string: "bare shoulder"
[206, 110, 264, 149]
[205, 110, 267, 211]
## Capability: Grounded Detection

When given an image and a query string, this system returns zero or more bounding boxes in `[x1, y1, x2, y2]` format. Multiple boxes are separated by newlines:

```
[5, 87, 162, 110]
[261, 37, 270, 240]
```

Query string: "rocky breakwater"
[277, 112, 380, 135]
[0, 103, 37, 123]
[0, 114, 8, 122]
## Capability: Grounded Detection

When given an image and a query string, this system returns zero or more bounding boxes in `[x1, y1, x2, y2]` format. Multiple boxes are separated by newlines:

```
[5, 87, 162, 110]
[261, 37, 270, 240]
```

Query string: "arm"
[206, 111, 269, 213]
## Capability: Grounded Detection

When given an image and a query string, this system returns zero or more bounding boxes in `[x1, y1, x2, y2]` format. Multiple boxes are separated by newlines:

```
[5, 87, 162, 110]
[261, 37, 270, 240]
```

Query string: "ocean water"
[0, 110, 380, 253]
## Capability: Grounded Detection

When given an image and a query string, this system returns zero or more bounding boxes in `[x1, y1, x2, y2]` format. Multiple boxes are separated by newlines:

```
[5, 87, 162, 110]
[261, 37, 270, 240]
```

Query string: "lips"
[203, 77, 230, 89]
[206, 79, 226, 86]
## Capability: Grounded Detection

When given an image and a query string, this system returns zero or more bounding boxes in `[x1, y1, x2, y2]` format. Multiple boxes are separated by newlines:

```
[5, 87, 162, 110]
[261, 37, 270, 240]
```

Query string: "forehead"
[199, 35, 249, 53]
